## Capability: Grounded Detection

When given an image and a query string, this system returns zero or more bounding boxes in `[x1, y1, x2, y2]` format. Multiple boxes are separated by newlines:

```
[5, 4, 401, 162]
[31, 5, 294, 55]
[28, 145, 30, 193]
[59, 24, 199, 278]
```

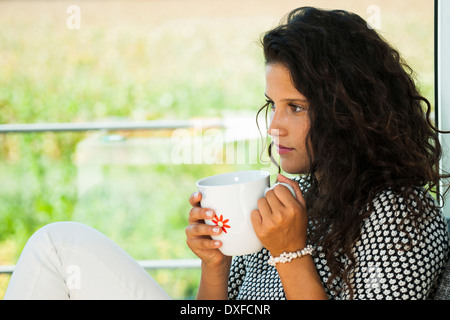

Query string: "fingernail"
[212, 227, 220, 234]
[214, 241, 221, 247]
[205, 210, 214, 218]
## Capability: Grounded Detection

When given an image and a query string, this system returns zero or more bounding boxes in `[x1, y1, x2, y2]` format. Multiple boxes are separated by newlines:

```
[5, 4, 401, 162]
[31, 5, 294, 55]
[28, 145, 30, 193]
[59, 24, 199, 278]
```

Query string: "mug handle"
[265, 182, 296, 198]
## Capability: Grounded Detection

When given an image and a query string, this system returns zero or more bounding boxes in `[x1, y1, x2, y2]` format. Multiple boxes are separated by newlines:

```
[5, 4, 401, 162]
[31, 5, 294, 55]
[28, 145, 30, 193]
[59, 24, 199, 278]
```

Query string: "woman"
[186, 7, 449, 299]
[5, 7, 449, 300]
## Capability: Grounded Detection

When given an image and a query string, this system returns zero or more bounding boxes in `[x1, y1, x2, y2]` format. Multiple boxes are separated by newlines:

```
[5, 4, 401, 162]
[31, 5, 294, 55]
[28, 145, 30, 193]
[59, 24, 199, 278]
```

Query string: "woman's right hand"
[185, 191, 231, 269]
[186, 191, 232, 299]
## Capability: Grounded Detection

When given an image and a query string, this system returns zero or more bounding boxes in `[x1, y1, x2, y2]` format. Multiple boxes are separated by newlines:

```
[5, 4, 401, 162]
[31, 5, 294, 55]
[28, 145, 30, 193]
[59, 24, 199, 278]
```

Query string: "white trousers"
[4, 221, 171, 300]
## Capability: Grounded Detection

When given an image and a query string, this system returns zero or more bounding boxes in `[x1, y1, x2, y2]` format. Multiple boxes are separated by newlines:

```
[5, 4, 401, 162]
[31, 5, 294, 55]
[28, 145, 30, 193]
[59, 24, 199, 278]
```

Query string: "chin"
[280, 162, 308, 175]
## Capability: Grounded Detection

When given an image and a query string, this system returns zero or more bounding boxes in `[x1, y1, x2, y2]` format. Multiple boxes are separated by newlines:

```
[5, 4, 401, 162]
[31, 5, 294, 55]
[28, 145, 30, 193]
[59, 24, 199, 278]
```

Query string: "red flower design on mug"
[212, 214, 231, 233]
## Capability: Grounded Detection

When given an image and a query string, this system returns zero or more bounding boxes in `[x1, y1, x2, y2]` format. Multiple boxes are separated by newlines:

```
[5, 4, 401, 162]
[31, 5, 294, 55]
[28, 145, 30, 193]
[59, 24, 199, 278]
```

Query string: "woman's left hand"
[251, 174, 308, 256]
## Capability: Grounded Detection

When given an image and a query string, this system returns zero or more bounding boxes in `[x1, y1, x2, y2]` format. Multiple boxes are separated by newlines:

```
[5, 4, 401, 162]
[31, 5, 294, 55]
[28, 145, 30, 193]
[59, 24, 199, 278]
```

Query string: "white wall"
[437, 0, 450, 217]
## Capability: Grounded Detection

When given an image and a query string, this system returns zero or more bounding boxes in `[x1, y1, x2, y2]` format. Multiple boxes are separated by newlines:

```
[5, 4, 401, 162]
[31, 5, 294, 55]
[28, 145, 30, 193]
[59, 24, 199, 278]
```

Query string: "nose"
[268, 109, 288, 138]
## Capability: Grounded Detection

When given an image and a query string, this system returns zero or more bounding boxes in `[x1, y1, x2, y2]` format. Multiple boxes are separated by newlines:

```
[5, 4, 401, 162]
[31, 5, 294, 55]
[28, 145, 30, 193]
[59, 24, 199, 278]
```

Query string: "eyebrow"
[264, 93, 309, 103]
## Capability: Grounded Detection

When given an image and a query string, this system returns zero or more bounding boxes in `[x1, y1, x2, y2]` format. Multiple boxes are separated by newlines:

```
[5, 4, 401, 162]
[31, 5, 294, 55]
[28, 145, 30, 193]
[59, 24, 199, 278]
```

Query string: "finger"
[250, 209, 262, 230]
[188, 207, 215, 224]
[186, 237, 222, 250]
[189, 191, 202, 207]
[257, 196, 274, 219]
[271, 184, 297, 206]
[265, 188, 286, 213]
[277, 174, 306, 205]
[185, 222, 222, 238]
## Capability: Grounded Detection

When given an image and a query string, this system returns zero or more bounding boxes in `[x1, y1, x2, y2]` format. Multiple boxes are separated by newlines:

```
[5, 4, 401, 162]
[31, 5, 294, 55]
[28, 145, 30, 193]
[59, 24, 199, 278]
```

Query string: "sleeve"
[342, 189, 449, 300]
[227, 255, 246, 300]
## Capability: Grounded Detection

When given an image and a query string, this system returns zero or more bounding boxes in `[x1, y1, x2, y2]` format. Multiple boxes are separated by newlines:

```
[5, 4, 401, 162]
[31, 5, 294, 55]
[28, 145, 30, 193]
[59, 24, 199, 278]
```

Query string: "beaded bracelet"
[267, 245, 314, 266]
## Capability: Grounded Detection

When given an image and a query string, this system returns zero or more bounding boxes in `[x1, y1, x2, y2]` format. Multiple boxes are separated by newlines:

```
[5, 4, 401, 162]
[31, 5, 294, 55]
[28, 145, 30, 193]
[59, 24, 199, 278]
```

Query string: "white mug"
[265, 182, 296, 198]
[196, 170, 296, 256]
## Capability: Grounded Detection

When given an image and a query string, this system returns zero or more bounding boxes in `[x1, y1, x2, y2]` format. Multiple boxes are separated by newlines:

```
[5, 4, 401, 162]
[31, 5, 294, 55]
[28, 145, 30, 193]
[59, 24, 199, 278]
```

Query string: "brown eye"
[290, 104, 304, 112]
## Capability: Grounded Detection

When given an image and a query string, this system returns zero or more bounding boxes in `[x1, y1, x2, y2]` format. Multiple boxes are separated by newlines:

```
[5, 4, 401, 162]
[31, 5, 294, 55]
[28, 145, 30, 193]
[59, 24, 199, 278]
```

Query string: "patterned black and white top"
[228, 177, 450, 300]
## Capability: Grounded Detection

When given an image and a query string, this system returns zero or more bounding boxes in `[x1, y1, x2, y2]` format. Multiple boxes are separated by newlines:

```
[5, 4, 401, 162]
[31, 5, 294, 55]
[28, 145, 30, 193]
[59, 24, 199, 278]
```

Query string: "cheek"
[295, 120, 310, 150]
[281, 122, 311, 174]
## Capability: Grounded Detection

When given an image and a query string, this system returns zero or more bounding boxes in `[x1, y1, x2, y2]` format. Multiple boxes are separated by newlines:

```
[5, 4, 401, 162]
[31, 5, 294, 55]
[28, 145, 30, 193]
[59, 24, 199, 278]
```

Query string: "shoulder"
[362, 187, 448, 241]
[357, 187, 449, 268]
[366, 187, 445, 228]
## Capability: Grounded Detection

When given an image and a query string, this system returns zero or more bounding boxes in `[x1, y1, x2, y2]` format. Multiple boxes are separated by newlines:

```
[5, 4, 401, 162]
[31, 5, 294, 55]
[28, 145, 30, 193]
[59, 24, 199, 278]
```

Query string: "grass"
[0, 0, 434, 299]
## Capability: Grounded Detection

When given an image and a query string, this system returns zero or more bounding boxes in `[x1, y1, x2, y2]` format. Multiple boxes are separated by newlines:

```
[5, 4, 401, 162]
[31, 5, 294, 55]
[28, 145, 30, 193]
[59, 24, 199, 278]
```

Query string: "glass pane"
[0, 0, 433, 124]
[0, 128, 270, 298]
[0, 0, 435, 299]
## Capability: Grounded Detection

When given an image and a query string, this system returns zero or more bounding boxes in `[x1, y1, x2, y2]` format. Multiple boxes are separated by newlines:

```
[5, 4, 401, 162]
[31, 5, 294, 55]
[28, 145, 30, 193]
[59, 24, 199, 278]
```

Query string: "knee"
[38, 221, 87, 233]
[27, 221, 101, 248]
[32, 221, 87, 238]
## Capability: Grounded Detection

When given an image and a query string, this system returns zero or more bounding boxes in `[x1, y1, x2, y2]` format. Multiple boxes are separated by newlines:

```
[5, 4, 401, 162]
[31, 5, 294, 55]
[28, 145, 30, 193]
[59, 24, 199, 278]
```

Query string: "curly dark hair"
[257, 7, 449, 297]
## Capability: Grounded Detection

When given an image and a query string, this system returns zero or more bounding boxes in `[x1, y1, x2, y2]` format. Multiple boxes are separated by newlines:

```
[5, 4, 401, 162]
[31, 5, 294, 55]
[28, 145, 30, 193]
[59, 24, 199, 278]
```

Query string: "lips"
[276, 144, 295, 155]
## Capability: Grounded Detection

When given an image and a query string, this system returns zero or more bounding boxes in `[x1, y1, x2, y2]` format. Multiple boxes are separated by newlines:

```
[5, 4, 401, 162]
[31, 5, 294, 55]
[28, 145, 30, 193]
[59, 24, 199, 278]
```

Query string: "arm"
[196, 259, 231, 300]
[275, 255, 327, 299]
[251, 174, 328, 300]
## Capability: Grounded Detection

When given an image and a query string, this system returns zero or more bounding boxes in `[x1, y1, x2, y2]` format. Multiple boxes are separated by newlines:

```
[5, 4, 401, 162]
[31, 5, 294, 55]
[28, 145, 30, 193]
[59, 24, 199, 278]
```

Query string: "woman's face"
[265, 63, 311, 174]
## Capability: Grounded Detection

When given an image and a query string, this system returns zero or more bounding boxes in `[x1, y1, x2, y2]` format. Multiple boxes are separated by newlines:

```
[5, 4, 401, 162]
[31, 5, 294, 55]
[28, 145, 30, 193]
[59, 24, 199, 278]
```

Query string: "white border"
[437, 0, 450, 217]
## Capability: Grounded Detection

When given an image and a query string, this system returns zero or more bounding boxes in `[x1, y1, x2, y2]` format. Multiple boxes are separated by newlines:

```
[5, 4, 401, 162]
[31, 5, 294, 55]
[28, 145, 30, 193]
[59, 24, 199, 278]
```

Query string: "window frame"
[436, 0, 450, 217]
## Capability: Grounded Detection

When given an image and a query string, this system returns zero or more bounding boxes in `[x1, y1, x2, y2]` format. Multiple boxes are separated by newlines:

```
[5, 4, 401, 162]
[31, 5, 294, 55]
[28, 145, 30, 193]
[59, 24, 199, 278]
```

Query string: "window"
[0, 0, 439, 299]
[437, 0, 450, 217]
